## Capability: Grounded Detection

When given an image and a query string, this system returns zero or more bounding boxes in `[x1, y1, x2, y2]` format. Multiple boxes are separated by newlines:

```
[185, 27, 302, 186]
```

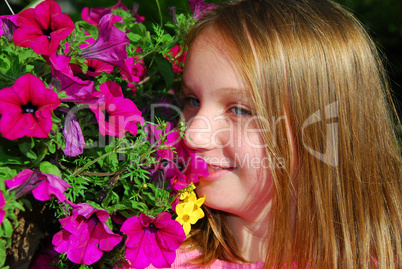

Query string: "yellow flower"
[175, 201, 199, 235]
[183, 192, 205, 219]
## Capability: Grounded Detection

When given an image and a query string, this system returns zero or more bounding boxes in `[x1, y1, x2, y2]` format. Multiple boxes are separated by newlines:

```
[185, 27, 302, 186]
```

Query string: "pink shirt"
[147, 248, 265, 269]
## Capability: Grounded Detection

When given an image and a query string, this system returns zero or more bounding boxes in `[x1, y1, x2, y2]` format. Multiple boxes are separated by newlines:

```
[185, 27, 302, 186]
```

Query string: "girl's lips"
[200, 165, 235, 182]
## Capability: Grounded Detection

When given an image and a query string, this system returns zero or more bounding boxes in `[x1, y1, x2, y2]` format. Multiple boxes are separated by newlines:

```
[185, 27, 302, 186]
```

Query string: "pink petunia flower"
[89, 81, 144, 138]
[120, 47, 147, 92]
[81, 0, 129, 26]
[0, 191, 5, 225]
[52, 203, 123, 265]
[80, 14, 129, 68]
[13, 0, 75, 56]
[189, 0, 216, 19]
[165, 45, 187, 73]
[81, 0, 144, 26]
[160, 139, 209, 192]
[0, 73, 60, 140]
[146, 122, 181, 160]
[5, 169, 71, 202]
[120, 212, 186, 269]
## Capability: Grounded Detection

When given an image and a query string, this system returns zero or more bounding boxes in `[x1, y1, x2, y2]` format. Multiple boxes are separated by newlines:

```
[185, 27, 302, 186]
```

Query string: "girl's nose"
[184, 112, 232, 151]
[184, 114, 214, 151]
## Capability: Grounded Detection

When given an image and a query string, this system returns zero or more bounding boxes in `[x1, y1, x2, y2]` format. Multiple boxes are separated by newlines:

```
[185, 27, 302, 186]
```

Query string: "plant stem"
[72, 150, 115, 177]
[155, 0, 163, 26]
[0, 70, 15, 81]
[26, 146, 48, 169]
[3, 0, 14, 14]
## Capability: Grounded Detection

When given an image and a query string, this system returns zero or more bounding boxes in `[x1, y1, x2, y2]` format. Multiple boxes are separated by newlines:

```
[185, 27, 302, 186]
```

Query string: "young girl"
[169, 0, 401, 268]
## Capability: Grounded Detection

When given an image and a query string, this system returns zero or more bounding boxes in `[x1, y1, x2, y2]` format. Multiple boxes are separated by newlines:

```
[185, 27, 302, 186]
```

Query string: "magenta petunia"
[160, 139, 209, 191]
[81, 0, 129, 26]
[80, 14, 129, 68]
[165, 45, 187, 73]
[120, 212, 186, 269]
[121, 56, 147, 88]
[0, 191, 5, 225]
[146, 122, 181, 160]
[33, 172, 72, 203]
[89, 81, 144, 138]
[52, 203, 123, 265]
[5, 169, 71, 203]
[189, 0, 216, 19]
[0, 74, 60, 140]
[13, 0, 74, 56]
[49, 54, 100, 104]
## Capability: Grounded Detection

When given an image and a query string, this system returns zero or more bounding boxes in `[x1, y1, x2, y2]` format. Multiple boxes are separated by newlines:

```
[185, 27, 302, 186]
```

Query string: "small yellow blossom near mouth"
[175, 201, 199, 235]
[176, 184, 205, 235]
[182, 192, 205, 219]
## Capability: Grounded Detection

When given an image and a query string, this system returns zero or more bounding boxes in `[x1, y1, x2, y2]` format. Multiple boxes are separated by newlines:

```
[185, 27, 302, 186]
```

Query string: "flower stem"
[0, 70, 15, 82]
[155, 0, 163, 26]
[72, 150, 115, 177]
[3, 0, 14, 14]
[25, 146, 48, 169]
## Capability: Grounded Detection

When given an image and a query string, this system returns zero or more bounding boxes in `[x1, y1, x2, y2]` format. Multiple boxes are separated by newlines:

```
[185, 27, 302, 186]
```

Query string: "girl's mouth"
[201, 164, 235, 182]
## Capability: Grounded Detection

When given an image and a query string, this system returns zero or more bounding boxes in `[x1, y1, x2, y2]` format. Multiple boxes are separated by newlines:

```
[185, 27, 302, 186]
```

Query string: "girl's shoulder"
[147, 247, 265, 269]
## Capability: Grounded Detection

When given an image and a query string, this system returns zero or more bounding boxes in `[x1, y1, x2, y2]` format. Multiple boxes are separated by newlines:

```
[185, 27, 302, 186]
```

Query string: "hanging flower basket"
[0, 0, 215, 268]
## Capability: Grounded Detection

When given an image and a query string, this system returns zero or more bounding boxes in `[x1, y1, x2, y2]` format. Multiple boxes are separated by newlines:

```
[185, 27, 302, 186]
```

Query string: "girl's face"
[182, 30, 273, 221]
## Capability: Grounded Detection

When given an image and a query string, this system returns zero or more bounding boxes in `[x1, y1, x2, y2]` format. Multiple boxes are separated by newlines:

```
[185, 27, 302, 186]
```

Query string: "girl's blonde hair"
[184, 0, 402, 268]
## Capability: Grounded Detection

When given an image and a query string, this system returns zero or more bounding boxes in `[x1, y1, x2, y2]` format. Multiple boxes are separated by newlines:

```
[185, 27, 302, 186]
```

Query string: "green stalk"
[25, 146, 48, 169]
[155, 0, 163, 26]
[0, 70, 15, 82]
[72, 150, 115, 177]
[3, 0, 14, 14]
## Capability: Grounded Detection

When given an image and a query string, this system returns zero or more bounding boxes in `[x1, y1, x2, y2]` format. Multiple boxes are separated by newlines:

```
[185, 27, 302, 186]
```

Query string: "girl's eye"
[186, 97, 200, 107]
[231, 107, 251, 116]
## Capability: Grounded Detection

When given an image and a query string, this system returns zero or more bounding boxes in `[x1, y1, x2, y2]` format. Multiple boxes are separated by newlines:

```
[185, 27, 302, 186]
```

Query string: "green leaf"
[1, 218, 13, 238]
[40, 161, 62, 178]
[18, 138, 37, 160]
[127, 33, 142, 43]
[0, 239, 7, 267]
[155, 56, 174, 89]
[0, 167, 17, 180]
[130, 23, 147, 37]
[57, 91, 69, 99]
[48, 142, 56, 154]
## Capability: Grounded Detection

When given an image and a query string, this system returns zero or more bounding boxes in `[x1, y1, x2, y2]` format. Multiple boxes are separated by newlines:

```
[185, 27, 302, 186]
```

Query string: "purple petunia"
[52, 203, 123, 265]
[120, 212, 186, 269]
[49, 54, 100, 104]
[0, 14, 18, 42]
[80, 14, 129, 69]
[62, 110, 86, 157]
[189, 0, 216, 19]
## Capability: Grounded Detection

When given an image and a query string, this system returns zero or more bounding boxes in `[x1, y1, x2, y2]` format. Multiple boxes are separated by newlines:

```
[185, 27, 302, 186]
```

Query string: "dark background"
[1, 0, 401, 118]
